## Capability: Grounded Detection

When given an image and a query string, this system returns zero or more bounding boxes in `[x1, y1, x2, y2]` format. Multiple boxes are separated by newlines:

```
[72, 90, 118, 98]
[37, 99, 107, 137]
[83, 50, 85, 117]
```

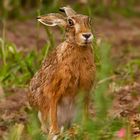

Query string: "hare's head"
[37, 7, 93, 46]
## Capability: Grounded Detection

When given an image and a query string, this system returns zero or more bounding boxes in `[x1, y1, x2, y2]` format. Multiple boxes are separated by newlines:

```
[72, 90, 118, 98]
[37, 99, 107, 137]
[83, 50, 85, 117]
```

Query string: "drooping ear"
[59, 6, 76, 17]
[37, 13, 66, 27]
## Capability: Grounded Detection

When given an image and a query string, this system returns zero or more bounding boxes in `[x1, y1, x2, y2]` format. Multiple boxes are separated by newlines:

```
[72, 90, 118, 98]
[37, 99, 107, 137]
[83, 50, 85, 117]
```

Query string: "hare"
[28, 6, 96, 135]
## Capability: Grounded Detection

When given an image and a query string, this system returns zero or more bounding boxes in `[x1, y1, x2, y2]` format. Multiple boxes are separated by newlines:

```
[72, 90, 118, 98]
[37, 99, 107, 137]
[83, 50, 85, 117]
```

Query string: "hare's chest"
[78, 55, 95, 91]
[60, 46, 95, 92]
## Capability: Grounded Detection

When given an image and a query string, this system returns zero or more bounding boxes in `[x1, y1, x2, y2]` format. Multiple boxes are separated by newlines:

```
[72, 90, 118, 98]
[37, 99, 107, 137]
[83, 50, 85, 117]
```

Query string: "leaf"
[8, 123, 24, 140]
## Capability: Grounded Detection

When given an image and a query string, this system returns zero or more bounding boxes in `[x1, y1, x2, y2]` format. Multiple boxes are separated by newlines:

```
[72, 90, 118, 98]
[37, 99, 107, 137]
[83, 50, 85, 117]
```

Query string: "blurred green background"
[0, 0, 140, 140]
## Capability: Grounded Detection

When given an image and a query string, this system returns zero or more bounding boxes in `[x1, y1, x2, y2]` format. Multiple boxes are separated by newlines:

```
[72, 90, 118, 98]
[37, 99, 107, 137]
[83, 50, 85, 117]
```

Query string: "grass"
[0, 1, 140, 140]
[0, 40, 51, 88]
[0, 36, 134, 139]
[0, 0, 140, 19]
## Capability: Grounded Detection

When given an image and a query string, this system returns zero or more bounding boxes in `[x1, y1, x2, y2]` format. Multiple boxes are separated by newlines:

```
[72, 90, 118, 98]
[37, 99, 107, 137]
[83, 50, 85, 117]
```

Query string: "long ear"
[59, 6, 76, 17]
[37, 13, 66, 27]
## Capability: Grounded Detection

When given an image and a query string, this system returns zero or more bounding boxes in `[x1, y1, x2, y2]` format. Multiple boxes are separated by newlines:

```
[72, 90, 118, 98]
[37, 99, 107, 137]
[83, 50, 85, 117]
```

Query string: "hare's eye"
[68, 19, 74, 26]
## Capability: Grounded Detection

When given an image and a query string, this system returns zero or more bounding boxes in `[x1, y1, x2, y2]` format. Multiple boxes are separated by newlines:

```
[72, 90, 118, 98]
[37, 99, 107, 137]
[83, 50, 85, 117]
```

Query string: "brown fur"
[28, 7, 96, 135]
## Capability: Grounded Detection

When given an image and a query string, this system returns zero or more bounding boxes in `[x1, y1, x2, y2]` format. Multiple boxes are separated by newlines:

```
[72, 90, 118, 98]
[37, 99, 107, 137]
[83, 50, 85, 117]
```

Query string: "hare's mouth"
[83, 40, 92, 45]
[78, 41, 92, 46]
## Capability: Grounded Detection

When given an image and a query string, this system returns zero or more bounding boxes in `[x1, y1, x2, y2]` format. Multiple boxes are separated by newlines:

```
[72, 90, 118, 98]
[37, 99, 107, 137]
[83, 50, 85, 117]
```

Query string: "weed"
[0, 1, 139, 139]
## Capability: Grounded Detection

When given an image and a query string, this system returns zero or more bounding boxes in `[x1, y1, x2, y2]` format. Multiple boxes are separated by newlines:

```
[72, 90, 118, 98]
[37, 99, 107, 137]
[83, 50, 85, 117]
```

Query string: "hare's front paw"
[48, 127, 60, 140]
[49, 126, 60, 135]
[48, 134, 59, 140]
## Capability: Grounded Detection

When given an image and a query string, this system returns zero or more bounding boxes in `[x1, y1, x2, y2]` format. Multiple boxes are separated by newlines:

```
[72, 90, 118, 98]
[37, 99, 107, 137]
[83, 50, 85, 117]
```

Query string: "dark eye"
[68, 18, 74, 26]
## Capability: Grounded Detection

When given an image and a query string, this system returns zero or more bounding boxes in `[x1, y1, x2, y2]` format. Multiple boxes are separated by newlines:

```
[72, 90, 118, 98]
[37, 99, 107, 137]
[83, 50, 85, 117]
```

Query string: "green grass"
[0, 37, 130, 140]
[0, 0, 140, 19]
[0, 40, 50, 88]
[0, 1, 140, 139]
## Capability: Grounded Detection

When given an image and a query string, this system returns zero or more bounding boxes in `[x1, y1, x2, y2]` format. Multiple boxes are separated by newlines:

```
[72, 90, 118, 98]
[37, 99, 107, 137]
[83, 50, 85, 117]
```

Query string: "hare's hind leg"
[38, 109, 49, 134]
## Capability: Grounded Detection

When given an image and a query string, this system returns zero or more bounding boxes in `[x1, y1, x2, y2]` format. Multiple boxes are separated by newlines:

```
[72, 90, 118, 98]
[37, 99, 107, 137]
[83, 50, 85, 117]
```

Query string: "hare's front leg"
[49, 97, 59, 135]
[49, 70, 71, 135]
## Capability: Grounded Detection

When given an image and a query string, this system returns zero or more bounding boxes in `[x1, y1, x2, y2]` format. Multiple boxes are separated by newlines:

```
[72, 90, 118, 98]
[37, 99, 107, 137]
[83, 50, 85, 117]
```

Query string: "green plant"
[75, 41, 123, 140]
[4, 123, 24, 140]
[0, 1, 139, 139]
[0, 42, 50, 88]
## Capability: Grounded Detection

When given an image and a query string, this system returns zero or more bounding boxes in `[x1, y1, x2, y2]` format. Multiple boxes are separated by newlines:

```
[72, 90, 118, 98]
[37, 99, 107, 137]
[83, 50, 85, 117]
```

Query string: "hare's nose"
[82, 33, 91, 39]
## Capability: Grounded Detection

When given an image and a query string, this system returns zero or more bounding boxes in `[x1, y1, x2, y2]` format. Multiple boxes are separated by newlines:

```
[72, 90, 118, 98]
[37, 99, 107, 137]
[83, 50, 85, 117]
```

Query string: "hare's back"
[28, 50, 58, 107]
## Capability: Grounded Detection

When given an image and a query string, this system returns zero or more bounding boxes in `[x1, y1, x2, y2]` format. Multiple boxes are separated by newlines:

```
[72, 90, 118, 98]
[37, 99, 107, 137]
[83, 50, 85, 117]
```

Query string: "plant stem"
[1, 18, 6, 65]
[36, 0, 42, 51]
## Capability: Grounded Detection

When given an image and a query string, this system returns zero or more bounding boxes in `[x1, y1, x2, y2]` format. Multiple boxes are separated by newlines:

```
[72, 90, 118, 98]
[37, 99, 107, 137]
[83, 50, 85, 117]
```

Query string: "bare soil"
[0, 16, 140, 137]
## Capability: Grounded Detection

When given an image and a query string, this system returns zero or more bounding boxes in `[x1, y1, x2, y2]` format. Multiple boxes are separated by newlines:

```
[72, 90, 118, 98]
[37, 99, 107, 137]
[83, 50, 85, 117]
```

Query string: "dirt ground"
[0, 16, 140, 137]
